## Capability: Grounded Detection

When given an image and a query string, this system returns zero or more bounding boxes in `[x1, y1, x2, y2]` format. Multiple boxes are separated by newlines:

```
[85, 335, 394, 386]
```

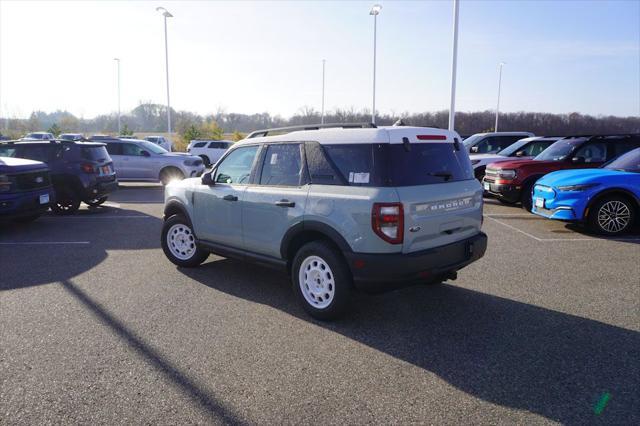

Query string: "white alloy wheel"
[298, 255, 335, 309]
[166, 223, 197, 260]
[597, 200, 631, 233]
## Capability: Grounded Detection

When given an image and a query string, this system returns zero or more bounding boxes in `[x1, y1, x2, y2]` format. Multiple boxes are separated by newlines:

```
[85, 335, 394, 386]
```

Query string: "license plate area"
[39, 193, 50, 204]
[483, 182, 490, 191]
[535, 197, 544, 208]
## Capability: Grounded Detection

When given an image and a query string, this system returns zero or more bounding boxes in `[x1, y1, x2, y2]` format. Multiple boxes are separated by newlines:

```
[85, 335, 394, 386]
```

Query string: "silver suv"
[162, 124, 487, 319]
[103, 139, 204, 185]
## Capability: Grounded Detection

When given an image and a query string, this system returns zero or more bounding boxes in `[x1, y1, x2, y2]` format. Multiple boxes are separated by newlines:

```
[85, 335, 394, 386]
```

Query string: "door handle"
[223, 194, 238, 201]
[275, 199, 295, 208]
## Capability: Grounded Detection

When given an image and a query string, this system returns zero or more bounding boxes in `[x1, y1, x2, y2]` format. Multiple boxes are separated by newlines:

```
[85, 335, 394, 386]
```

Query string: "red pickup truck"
[483, 134, 640, 210]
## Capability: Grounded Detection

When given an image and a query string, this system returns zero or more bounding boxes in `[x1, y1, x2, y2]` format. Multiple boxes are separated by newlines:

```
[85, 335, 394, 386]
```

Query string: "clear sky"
[1, 0, 639, 119]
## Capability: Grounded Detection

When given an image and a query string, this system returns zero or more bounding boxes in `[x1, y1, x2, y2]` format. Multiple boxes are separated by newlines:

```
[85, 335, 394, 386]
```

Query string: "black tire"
[291, 241, 352, 320]
[13, 214, 41, 223]
[587, 196, 636, 236]
[160, 167, 185, 186]
[51, 198, 81, 215]
[86, 196, 108, 207]
[161, 214, 209, 267]
[199, 155, 211, 167]
[520, 181, 535, 212]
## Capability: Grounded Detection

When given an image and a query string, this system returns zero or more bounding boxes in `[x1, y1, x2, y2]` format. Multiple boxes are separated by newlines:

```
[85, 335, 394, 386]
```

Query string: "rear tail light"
[372, 202, 404, 244]
[81, 163, 95, 173]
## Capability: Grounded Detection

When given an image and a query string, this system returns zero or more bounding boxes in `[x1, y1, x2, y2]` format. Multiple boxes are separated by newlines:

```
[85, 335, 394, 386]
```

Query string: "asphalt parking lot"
[1, 184, 639, 425]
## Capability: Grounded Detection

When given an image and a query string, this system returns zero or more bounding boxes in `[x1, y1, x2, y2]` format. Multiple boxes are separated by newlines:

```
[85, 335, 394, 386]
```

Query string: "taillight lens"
[81, 163, 95, 173]
[372, 202, 404, 244]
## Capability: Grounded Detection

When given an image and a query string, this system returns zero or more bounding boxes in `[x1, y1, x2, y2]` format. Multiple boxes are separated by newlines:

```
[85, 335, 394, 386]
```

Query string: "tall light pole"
[370, 4, 382, 125]
[495, 62, 505, 132]
[321, 59, 326, 124]
[448, 0, 459, 131]
[114, 58, 121, 135]
[156, 6, 173, 135]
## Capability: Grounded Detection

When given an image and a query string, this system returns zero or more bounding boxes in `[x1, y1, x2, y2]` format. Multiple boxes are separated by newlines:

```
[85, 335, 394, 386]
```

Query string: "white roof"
[238, 126, 460, 145]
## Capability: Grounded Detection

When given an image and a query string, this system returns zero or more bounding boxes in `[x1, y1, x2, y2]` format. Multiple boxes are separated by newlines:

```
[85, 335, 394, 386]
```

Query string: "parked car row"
[0, 138, 205, 219]
[187, 139, 233, 166]
[19, 132, 175, 151]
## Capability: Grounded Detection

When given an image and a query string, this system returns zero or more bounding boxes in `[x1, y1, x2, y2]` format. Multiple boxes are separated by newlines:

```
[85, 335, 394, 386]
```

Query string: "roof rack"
[246, 122, 376, 139]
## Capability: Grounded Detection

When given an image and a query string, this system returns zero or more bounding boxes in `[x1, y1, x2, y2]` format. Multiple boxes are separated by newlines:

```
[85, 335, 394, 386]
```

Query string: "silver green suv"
[161, 124, 487, 320]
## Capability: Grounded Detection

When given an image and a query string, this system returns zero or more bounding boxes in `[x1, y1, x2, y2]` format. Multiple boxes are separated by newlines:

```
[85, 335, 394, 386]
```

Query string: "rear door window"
[105, 143, 122, 156]
[259, 144, 303, 186]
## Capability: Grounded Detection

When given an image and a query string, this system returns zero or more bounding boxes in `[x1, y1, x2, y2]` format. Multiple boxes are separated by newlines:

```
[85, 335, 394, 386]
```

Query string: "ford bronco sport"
[162, 124, 487, 319]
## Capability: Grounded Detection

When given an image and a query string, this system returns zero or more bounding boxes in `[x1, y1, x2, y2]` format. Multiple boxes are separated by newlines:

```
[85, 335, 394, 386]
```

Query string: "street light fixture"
[113, 58, 121, 135]
[369, 4, 382, 125]
[156, 6, 173, 135]
[495, 62, 506, 132]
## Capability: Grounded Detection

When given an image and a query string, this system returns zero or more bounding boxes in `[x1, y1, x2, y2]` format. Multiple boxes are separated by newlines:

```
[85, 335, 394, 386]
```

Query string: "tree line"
[1, 102, 638, 139]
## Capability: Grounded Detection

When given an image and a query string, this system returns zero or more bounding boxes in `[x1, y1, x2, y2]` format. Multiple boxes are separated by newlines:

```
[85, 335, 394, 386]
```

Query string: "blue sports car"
[532, 147, 640, 235]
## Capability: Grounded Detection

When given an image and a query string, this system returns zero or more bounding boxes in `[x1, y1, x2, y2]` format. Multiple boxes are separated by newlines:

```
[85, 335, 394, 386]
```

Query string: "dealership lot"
[1, 184, 638, 424]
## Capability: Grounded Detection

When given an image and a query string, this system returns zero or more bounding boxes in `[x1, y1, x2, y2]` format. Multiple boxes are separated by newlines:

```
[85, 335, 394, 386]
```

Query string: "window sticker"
[353, 172, 370, 184]
[348, 172, 354, 183]
[270, 153, 278, 165]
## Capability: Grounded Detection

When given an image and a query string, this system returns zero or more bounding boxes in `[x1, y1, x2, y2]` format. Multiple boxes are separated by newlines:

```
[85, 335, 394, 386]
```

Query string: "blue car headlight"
[556, 183, 599, 192]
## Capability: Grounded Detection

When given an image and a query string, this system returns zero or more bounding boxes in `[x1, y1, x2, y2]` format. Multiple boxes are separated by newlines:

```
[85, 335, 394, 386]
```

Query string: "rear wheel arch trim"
[280, 221, 353, 260]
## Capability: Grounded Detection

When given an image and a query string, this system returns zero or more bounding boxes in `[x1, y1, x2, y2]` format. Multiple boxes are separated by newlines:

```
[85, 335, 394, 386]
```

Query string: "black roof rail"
[246, 122, 376, 139]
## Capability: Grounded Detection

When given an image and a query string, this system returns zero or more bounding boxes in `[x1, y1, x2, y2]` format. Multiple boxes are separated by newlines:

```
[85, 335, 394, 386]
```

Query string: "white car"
[187, 140, 233, 167]
[470, 136, 561, 180]
[144, 135, 173, 152]
[463, 132, 534, 155]
[20, 132, 55, 141]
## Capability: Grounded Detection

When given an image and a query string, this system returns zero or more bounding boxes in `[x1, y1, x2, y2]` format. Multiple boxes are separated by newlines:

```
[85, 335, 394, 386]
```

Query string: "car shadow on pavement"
[180, 259, 640, 425]
[564, 223, 640, 245]
[0, 207, 164, 291]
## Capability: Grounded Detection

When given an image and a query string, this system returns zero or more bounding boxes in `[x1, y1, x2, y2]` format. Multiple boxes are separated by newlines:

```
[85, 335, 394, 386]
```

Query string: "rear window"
[81, 146, 110, 161]
[387, 144, 473, 186]
[319, 143, 474, 187]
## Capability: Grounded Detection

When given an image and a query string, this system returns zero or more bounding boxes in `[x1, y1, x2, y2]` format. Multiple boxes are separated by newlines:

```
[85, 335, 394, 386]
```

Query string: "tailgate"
[396, 180, 483, 253]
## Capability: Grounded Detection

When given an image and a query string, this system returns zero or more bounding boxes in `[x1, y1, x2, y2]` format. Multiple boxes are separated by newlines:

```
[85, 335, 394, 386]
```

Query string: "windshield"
[462, 134, 484, 148]
[604, 148, 640, 172]
[534, 138, 584, 161]
[497, 139, 528, 156]
[138, 140, 168, 154]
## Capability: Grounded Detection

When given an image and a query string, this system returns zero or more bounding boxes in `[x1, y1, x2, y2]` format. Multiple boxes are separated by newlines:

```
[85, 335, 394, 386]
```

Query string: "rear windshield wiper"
[428, 172, 453, 181]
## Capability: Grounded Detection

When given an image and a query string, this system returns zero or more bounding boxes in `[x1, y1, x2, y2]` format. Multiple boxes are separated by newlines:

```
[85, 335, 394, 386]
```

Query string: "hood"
[469, 153, 507, 161]
[162, 152, 197, 159]
[166, 176, 201, 189]
[537, 168, 635, 187]
[486, 158, 556, 170]
[0, 156, 48, 173]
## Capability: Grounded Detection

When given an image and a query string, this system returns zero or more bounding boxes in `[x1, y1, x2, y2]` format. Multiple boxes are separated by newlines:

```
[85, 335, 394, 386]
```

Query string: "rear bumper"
[345, 232, 488, 292]
[0, 187, 54, 219]
[81, 178, 118, 200]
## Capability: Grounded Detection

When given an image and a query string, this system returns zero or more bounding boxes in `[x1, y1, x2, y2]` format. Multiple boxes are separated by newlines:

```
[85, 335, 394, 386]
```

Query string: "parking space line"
[485, 216, 542, 241]
[485, 216, 640, 242]
[0, 241, 90, 245]
[484, 213, 540, 218]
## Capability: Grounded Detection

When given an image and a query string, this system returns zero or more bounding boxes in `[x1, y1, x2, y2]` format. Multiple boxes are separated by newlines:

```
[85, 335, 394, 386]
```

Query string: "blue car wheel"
[588, 196, 636, 235]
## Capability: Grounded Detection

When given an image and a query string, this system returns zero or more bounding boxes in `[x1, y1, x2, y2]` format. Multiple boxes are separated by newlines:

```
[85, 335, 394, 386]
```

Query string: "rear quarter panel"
[305, 185, 401, 254]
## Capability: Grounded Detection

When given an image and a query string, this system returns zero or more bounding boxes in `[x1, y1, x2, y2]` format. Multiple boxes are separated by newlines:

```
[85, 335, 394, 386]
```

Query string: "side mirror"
[201, 171, 215, 186]
[571, 156, 585, 164]
[515, 150, 525, 157]
[141, 150, 151, 157]
[470, 146, 479, 153]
